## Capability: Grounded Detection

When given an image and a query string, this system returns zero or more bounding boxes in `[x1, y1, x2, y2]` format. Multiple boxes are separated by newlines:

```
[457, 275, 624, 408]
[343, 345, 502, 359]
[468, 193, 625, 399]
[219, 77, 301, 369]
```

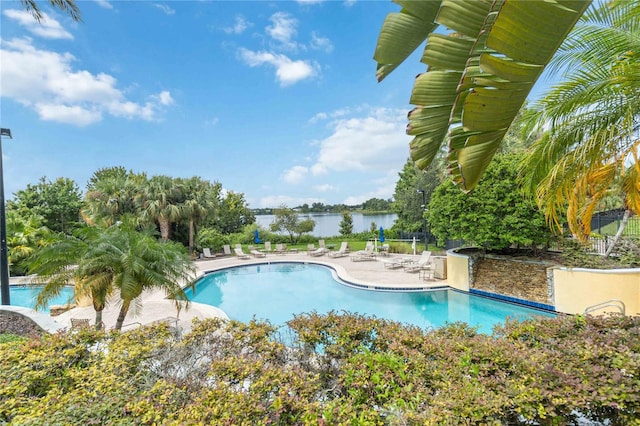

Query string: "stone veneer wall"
[471, 255, 554, 305]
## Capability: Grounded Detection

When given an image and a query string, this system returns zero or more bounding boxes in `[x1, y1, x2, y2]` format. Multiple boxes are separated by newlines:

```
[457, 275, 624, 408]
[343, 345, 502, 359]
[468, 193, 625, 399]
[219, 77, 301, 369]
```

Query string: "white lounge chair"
[223, 245, 232, 256]
[308, 246, 327, 257]
[306, 243, 316, 255]
[380, 256, 411, 269]
[248, 245, 266, 258]
[350, 241, 376, 262]
[202, 248, 216, 259]
[328, 242, 349, 258]
[263, 241, 272, 254]
[234, 246, 250, 259]
[274, 243, 287, 255]
[404, 251, 433, 273]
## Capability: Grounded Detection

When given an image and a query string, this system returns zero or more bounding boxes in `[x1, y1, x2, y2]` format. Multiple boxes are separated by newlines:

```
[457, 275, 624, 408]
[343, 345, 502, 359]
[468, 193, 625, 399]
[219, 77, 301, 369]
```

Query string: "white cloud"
[310, 31, 333, 53]
[93, 0, 113, 9]
[314, 184, 335, 192]
[3, 9, 73, 40]
[310, 107, 410, 175]
[205, 116, 219, 127]
[266, 12, 299, 50]
[223, 15, 251, 34]
[0, 38, 174, 126]
[153, 3, 175, 15]
[343, 0, 357, 7]
[282, 165, 309, 184]
[308, 107, 355, 124]
[238, 48, 317, 86]
[296, 0, 325, 4]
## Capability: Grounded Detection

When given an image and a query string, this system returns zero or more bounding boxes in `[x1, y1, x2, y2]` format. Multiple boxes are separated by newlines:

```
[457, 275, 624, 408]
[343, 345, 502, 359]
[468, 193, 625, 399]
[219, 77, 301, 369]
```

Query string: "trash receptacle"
[433, 256, 447, 279]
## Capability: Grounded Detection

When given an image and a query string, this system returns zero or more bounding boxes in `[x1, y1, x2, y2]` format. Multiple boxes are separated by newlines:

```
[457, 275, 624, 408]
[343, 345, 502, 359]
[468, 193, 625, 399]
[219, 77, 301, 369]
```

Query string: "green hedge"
[1, 313, 638, 424]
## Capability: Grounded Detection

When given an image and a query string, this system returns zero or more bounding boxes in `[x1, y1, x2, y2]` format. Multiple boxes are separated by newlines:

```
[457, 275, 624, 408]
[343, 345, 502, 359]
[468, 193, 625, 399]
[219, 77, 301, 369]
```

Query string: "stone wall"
[471, 255, 553, 305]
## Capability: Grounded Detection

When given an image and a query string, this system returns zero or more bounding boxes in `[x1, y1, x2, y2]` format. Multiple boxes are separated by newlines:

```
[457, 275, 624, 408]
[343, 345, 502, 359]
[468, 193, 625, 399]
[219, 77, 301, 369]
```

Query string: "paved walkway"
[46, 251, 448, 332]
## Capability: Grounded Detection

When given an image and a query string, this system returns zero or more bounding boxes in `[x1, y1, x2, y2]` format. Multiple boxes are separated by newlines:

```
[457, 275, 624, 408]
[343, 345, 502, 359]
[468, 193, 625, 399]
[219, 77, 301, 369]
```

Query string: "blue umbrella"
[254, 229, 262, 244]
[379, 226, 385, 243]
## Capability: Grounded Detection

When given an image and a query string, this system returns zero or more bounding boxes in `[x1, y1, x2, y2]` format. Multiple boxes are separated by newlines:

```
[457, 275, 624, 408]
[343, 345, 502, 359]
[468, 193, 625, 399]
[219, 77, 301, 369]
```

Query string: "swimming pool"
[9, 286, 75, 310]
[186, 263, 554, 334]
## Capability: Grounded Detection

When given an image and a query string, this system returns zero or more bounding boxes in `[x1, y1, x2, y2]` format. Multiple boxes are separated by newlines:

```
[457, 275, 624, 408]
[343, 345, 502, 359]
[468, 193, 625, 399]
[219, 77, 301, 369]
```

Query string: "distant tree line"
[252, 198, 392, 215]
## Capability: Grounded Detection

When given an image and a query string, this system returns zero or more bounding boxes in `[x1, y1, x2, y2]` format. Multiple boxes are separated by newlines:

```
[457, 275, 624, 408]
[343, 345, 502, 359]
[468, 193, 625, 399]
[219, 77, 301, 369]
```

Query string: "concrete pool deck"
[33, 252, 449, 332]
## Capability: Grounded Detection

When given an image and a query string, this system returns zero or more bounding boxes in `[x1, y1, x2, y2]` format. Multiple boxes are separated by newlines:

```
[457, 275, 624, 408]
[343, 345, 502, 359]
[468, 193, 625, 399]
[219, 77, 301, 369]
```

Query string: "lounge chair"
[234, 246, 250, 259]
[263, 241, 272, 254]
[223, 245, 232, 256]
[380, 256, 410, 269]
[308, 246, 327, 257]
[350, 241, 376, 262]
[379, 243, 390, 256]
[404, 251, 433, 272]
[274, 243, 287, 255]
[248, 245, 266, 258]
[328, 242, 349, 258]
[203, 248, 216, 259]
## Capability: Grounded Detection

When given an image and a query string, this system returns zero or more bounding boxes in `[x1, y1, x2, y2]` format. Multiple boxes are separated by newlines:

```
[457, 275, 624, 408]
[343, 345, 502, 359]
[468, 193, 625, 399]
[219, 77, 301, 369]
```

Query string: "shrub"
[1, 314, 638, 424]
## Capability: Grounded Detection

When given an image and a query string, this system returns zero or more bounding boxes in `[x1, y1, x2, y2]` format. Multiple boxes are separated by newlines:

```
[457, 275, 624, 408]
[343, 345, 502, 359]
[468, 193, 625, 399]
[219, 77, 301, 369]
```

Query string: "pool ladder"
[584, 299, 626, 316]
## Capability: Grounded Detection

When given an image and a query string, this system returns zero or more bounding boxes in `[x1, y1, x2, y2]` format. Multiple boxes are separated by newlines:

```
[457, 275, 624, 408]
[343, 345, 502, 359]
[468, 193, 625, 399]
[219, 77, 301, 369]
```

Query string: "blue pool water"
[186, 263, 554, 334]
[9, 286, 75, 310]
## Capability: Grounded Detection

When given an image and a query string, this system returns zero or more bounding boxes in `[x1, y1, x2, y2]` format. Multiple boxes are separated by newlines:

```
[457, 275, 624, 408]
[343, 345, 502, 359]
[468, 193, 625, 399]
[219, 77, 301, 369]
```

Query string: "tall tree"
[428, 153, 552, 251]
[392, 159, 443, 234]
[139, 175, 182, 240]
[374, 0, 590, 190]
[520, 0, 640, 250]
[269, 206, 315, 244]
[180, 177, 221, 254]
[6, 210, 53, 276]
[339, 211, 354, 236]
[83, 167, 147, 227]
[212, 191, 255, 234]
[9, 177, 83, 234]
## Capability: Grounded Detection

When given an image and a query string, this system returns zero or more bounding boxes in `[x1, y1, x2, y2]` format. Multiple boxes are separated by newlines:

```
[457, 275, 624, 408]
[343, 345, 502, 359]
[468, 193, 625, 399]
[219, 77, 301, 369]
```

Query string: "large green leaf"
[375, 0, 591, 191]
[373, 2, 442, 82]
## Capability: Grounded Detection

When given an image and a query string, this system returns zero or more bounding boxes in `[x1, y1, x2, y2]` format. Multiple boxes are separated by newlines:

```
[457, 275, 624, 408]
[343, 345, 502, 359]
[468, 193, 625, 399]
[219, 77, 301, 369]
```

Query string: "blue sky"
[0, 0, 553, 209]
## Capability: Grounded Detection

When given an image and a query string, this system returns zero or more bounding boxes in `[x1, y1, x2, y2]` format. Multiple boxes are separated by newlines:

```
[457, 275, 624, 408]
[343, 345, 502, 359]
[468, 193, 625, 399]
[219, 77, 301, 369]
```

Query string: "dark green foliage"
[269, 206, 316, 243]
[1, 313, 638, 424]
[429, 153, 554, 250]
[561, 237, 640, 269]
[339, 211, 354, 236]
[9, 177, 83, 234]
[391, 159, 443, 234]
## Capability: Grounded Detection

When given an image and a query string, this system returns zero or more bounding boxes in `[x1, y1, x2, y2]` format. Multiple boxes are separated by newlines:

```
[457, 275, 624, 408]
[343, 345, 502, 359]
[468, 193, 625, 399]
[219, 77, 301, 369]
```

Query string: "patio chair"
[328, 241, 349, 258]
[350, 241, 377, 262]
[70, 318, 90, 329]
[234, 246, 250, 259]
[248, 245, 266, 258]
[223, 245, 232, 256]
[306, 243, 316, 255]
[308, 246, 327, 257]
[404, 251, 433, 273]
[263, 241, 272, 254]
[274, 243, 287, 255]
[203, 247, 216, 259]
[380, 256, 410, 269]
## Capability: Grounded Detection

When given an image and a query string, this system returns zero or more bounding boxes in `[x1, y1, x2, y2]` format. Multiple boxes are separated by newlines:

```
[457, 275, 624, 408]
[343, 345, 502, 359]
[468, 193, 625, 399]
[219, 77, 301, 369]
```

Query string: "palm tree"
[27, 227, 112, 329]
[179, 177, 220, 255]
[139, 175, 182, 241]
[27, 226, 195, 330]
[107, 228, 195, 330]
[83, 167, 147, 227]
[20, 0, 81, 22]
[373, 0, 590, 190]
[519, 1, 640, 248]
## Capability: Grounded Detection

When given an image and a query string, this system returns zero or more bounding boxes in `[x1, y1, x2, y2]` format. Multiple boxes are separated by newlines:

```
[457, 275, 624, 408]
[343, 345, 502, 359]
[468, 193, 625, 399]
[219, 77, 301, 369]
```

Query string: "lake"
[255, 213, 398, 237]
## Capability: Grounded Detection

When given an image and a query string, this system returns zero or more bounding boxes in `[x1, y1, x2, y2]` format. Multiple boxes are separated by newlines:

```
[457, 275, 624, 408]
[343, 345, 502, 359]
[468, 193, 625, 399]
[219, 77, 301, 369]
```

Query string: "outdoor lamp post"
[417, 189, 427, 250]
[0, 128, 12, 305]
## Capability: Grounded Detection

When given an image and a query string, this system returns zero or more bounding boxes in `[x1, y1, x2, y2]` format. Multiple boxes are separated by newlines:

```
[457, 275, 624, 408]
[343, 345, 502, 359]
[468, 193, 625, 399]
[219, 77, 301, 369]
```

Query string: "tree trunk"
[114, 300, 131, 331]
[605, 208, 631, 257]
[95, 309, 103, 330]
[159, 219, 171, 240]
[189, 219, 195, 254]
